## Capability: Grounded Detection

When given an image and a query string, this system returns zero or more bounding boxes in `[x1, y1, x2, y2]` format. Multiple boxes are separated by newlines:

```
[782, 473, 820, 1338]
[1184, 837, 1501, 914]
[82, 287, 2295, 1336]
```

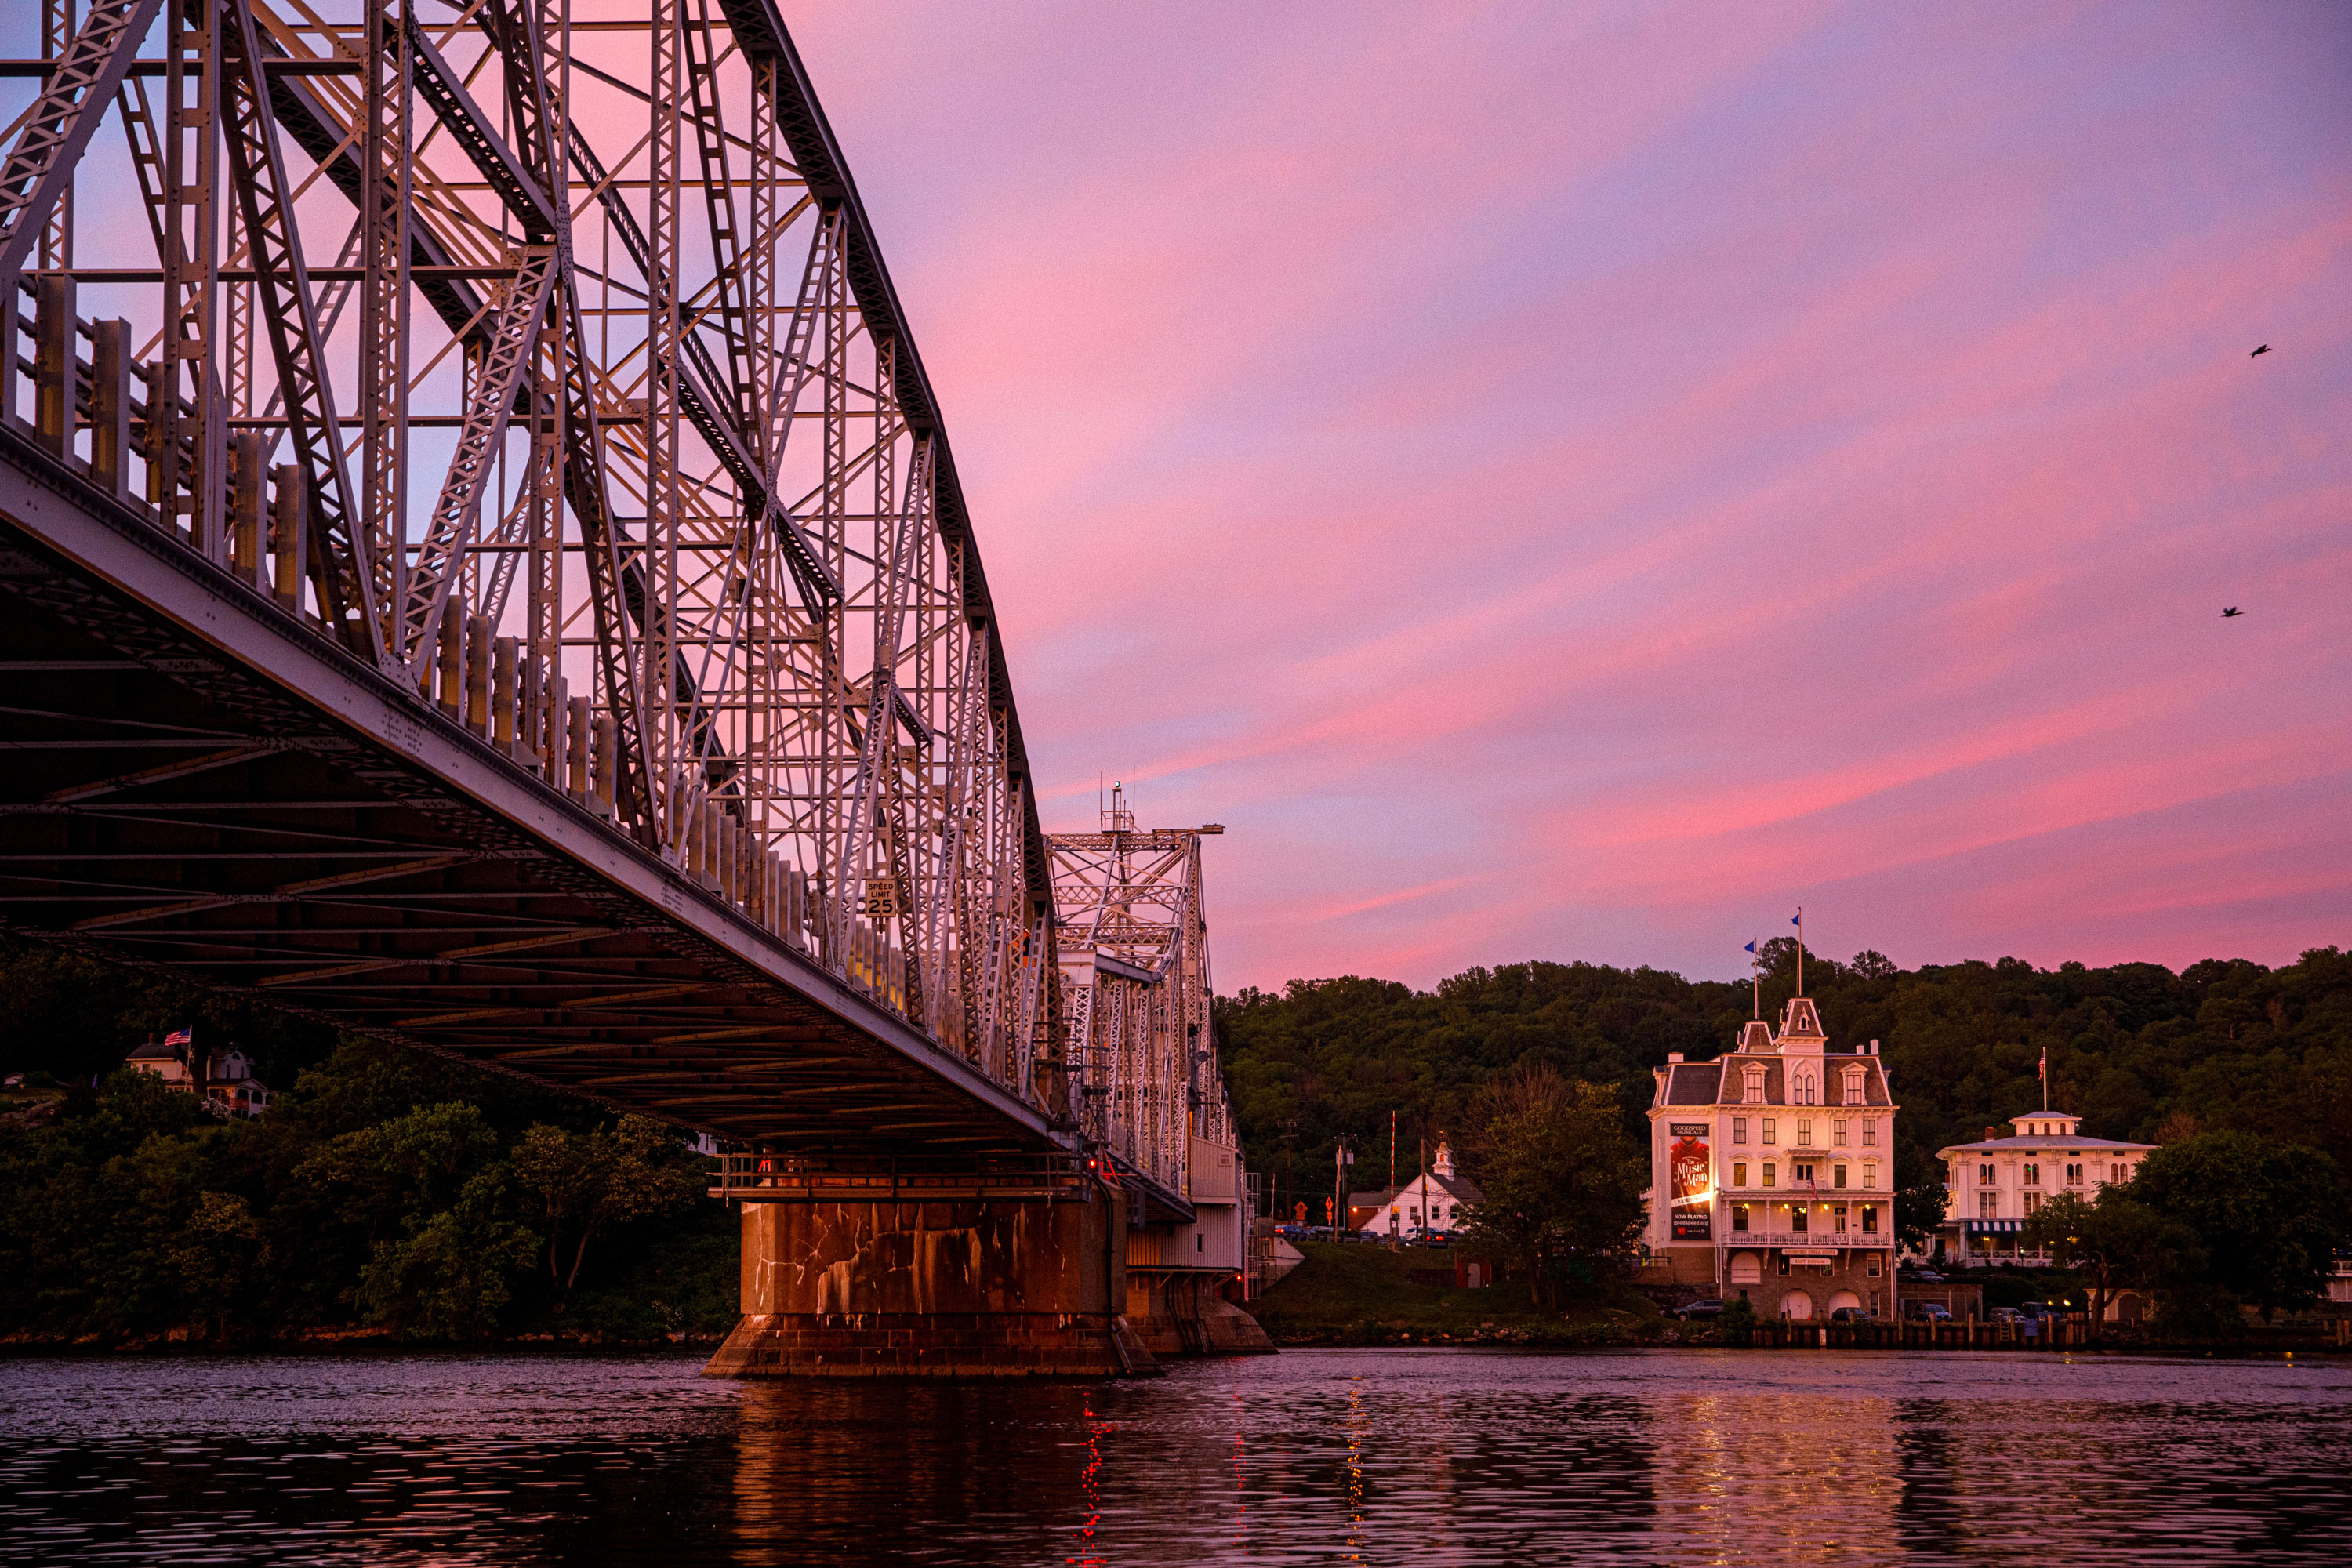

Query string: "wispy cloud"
[791, 0, 2352, 989]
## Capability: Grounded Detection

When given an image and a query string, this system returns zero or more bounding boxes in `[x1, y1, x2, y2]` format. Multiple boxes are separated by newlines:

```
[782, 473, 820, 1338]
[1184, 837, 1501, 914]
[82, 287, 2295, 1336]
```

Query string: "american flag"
[164, 1027, 193, 1047]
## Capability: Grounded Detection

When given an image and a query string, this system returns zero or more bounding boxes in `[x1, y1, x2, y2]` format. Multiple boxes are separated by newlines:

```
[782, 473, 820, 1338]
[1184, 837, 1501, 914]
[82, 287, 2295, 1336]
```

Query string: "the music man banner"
[1669, 1123, 1711, 1240]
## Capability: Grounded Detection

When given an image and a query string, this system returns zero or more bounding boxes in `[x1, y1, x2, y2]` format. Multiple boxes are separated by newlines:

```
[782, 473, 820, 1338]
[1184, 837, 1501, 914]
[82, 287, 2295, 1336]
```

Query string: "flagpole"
[1796, 907, 1804, 997]
[1752, 940, 1760, 1020]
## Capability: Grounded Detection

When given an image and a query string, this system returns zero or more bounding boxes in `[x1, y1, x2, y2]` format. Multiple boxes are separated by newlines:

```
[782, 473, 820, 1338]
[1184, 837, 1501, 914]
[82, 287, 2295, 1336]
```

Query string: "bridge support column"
[704, 1186, 1160, 1379]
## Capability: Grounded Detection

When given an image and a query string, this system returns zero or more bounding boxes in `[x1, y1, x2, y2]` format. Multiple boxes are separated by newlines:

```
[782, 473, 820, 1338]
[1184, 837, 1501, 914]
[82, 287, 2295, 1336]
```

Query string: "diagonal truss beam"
[219, 0, 382, 662]
[0, 0, 166, 292]
[399, 246, 556, 673]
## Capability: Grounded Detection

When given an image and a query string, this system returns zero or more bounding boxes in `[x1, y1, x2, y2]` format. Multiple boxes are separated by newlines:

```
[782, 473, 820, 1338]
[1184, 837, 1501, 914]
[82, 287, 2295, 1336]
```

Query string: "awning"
[1963, 1219, 2024, 1235]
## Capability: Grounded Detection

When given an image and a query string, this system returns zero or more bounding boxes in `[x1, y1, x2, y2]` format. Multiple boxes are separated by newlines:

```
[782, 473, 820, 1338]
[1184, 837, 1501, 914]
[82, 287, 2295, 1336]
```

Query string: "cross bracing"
[0, 0, 1236, 1185]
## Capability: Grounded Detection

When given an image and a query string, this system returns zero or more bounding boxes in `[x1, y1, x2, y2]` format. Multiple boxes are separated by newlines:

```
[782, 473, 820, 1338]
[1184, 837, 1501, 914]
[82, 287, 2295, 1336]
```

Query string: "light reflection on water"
[1, 1348, 2347, 1564]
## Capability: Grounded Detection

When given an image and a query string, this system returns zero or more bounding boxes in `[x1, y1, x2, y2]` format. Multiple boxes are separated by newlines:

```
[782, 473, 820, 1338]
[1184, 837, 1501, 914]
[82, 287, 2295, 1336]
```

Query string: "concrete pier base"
[702, 1185, 1276, 1378]
[703, 1190, 1156, 1379]
[1128, 1268, 1278, 1359]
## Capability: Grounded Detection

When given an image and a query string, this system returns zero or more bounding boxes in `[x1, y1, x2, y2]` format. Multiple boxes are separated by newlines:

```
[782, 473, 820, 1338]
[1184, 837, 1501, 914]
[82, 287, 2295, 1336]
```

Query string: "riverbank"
[1250, 1242, 1671, 1346]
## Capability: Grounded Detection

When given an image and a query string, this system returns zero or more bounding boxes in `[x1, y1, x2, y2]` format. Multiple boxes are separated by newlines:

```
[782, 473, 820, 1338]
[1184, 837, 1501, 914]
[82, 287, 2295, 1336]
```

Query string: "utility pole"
[1280, 1116, 1300, 1228]
[1332, 1137, 1352, 1240]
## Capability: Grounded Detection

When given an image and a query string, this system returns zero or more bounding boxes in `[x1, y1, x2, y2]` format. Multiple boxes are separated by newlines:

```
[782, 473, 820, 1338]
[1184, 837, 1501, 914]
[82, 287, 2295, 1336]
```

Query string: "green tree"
[356, 1166, 538, 1340]
[2131, 1131, 2351, 1321]
[169, 1191, 267, 1340]
[2020, 1188, 2205, 1338]
[510, 1116, 702, 1294]
[1715, 1294, 1756, 1346]
[1457, 1065, 1644, 1308]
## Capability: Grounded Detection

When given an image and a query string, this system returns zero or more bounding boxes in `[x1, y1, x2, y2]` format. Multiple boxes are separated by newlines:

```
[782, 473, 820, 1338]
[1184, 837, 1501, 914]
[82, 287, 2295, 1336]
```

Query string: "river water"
[0, 1348, 2344, 1564]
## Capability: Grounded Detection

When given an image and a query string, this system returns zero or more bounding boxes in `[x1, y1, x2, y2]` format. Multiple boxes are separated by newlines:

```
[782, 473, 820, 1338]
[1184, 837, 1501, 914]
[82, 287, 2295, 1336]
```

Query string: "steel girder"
[0, 0, 1076, 1152]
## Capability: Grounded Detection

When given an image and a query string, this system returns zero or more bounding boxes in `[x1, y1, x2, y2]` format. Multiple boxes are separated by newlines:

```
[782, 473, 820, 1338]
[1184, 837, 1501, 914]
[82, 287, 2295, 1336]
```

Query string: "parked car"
[1905, 1301, 1951, 1323]
[1907, 1270, 1946, 1284]
[2016, 1301, 2051, 1322]
[1987, 1306, 2022, 1325]
[1828, 1306, 1871, 1324]
[1673, 1298, 1728, 1321]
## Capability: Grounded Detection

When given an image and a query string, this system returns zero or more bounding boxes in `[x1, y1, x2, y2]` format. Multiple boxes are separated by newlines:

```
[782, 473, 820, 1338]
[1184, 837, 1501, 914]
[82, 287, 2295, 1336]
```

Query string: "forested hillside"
[0, 943, 735, 1345]
[1217, 940, 2352, 1218]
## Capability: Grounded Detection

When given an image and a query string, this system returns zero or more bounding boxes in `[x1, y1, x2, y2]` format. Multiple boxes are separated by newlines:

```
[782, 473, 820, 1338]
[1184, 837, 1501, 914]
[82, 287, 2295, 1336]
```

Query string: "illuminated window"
[1834, 1119, 1849, 1147]
[1791, 1206, 1809, 1234]
[1733, 1117, 1748, 1145]
[1733, 1162, 1748, 1188]
[1833, 1205, 1848, 1234]
[1798, 1120, 1813, 1147]
[1732, 1203, 1749, 1233]
[1763, 1163, 1777, 1188]
[1762, 1119, 1777, 1146]
[1862, 1120, 1878, 1148]
[1978, 1163, 1995, 1185]
[1833, 1164, 1848, 1189]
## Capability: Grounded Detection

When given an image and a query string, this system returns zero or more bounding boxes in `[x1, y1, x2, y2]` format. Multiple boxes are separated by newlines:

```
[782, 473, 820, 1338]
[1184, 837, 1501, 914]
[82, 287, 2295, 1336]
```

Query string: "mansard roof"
[1653, 1052, 1892, 1109]
[1661, 1063, 1722, 1105]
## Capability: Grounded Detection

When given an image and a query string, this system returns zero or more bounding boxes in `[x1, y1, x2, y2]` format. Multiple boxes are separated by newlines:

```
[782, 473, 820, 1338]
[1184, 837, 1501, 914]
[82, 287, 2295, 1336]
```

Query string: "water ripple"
[0, 1348, 2344, 1565]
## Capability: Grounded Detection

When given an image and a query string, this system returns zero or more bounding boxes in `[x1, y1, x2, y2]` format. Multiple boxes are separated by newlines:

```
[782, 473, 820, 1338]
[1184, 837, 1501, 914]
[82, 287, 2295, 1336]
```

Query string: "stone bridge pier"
[704, 1174, 1269, 1378]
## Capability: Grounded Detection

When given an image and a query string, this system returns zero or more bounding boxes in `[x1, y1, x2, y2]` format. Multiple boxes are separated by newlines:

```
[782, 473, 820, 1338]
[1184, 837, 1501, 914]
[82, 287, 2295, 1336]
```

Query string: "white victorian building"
[1645, 996, 1900, 1321]
[1933, 1109, 2153, 1266]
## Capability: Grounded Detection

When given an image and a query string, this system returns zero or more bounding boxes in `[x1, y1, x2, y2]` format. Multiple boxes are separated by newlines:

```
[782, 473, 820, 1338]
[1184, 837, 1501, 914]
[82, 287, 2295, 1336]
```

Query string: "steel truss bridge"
[0, 0, 1234, 1217]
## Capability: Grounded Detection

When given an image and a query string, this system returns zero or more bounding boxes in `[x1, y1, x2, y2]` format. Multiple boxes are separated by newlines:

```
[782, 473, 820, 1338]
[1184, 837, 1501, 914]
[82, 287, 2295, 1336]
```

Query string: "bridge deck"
[0, 430, 1059, 1160]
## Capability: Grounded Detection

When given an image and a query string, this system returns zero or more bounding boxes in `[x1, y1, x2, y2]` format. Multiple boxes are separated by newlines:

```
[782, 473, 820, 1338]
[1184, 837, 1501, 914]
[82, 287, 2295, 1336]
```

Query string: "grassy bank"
[1251, 1243, 1669, 1347]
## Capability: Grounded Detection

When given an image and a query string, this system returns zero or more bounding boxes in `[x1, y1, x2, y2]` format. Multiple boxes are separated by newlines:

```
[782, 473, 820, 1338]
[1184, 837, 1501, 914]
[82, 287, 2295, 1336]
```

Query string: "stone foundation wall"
[703, 1185, 1274, 1378]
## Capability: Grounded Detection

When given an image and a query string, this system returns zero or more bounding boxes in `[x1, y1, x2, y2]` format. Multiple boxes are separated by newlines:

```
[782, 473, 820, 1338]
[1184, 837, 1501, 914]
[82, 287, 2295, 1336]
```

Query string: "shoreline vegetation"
[1254, 1243, 2351, 1357]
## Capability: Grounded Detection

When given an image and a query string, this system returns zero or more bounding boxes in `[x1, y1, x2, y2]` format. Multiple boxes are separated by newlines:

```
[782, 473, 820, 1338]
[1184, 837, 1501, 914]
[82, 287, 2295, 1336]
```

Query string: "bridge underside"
[0, 435, 1052, 1160]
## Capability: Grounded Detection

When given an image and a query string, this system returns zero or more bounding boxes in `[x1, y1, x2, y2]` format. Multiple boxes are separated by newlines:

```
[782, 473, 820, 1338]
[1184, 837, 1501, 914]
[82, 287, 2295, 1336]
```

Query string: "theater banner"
[1669, 1123, 1712, 1240]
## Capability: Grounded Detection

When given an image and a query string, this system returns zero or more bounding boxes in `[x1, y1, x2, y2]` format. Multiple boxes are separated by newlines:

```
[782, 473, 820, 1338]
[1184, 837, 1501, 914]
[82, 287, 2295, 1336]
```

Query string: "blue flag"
[1791, 913, 1801, 926]
[1744, 941, 1756, 954]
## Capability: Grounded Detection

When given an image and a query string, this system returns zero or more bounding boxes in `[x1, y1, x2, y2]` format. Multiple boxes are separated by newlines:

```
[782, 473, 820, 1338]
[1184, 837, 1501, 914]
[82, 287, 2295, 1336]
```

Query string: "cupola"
[2010, 1111, 2080, 1139]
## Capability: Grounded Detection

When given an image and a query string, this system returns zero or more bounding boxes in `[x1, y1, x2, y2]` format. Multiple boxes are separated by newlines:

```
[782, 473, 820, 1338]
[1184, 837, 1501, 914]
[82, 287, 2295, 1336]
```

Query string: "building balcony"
[1725, 1231, 1893, 1250]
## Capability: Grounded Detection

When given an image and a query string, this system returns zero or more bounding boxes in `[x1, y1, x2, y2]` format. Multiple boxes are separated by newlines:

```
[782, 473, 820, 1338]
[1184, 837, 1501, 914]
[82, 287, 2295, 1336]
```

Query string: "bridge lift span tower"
[0, 0, 1267, 1374]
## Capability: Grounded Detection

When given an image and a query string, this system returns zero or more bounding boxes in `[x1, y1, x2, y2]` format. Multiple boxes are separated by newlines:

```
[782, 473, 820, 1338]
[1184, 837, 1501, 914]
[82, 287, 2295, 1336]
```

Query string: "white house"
[1934, 1109, 2153, 1266]
[126, 1040, 274, 1120]
[1356, 1140, 1483, 1239]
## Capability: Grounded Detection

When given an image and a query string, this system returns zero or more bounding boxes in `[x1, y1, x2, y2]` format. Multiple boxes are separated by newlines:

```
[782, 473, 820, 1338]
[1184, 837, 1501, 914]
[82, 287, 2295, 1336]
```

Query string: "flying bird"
[2222, 607, 2241, 618]
[2251, 344, 2271, 358]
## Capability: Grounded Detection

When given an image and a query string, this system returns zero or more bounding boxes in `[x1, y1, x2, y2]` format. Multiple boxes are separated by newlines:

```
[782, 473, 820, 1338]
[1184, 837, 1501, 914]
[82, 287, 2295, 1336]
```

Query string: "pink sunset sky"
[786, 2, 2352, 993]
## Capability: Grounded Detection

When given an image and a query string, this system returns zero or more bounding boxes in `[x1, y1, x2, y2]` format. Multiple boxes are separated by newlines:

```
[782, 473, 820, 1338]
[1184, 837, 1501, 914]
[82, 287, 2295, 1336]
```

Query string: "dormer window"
[1743, 1066, 1765, 1105]
[1841, 1065, 1864, 1105]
